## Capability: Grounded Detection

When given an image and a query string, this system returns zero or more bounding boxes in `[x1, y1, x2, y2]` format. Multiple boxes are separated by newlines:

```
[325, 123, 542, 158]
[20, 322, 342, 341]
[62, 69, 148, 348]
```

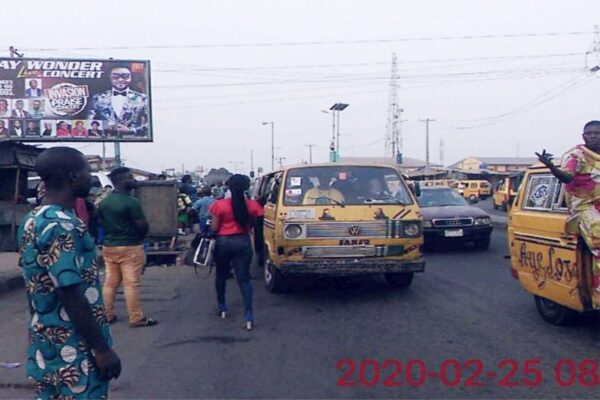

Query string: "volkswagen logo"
[348, 225, 361, 236]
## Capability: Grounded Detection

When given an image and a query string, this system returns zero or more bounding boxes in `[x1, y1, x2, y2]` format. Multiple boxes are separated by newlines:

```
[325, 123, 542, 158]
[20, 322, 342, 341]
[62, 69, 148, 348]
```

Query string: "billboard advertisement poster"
[0, 58, 152, 142]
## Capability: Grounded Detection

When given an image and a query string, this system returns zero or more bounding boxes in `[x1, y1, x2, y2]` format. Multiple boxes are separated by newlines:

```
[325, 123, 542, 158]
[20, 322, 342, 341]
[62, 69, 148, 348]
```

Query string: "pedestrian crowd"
[17, 146, 263, 399]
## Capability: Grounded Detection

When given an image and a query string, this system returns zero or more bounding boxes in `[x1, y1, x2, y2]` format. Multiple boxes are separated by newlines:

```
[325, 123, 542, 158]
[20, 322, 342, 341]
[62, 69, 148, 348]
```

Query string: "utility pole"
[262, 121, 275, 171]
[250, 149, 254, 172]
[114, 142, 122, 167]
[439, 138, 445, 166]
[102, 142, 106, 170]
[305, 144, 316, 163]
[585, 25, 600, 69]
[386, 53, 403, 159]
[419, 118, 435, 169]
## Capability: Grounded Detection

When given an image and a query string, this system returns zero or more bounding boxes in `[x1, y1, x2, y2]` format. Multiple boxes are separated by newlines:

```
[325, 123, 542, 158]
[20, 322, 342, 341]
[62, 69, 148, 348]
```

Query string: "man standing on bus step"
[99, 167, 158, 327]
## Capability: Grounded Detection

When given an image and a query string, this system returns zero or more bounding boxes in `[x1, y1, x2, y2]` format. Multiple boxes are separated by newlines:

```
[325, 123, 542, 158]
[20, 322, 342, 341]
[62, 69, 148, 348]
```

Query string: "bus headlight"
[403, 222, 421, 237]
[284, 224, 304, 239]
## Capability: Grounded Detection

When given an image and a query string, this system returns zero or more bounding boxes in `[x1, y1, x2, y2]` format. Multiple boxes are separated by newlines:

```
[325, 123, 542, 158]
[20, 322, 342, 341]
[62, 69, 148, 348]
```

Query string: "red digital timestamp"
[336, 359, 599, 388]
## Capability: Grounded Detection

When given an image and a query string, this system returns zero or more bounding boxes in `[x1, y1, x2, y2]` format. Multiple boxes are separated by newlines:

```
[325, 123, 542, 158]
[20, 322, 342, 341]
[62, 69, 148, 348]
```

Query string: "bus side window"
[523, 174, 560, 212]
[266, 173, 283, 204]
[257, 174, 274, 206]
[553, 183, 568, 210]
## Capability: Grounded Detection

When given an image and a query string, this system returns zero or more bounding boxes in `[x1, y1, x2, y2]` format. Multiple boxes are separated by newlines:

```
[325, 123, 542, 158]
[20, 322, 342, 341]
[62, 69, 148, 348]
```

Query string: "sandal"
[129, 317, 159, 328]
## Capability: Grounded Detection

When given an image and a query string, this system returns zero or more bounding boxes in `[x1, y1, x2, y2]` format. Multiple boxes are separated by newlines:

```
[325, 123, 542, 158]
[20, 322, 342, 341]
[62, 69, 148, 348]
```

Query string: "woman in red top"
[210, 174, 263, 330]
[56, 121, 71, 137]
[71, 120, 88, 137]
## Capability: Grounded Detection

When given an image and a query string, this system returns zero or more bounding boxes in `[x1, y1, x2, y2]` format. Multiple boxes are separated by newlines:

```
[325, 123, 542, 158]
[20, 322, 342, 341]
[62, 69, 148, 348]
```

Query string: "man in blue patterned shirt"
[18, 147, 121, 399]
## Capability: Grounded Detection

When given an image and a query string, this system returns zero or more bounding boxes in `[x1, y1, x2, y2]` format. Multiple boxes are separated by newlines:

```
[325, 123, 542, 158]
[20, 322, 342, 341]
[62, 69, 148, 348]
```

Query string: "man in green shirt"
[99, 167, 158, 327]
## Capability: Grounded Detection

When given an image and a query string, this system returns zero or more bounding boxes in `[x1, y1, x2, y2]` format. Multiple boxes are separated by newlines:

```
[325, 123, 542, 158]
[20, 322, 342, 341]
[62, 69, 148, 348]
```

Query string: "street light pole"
[328, 103, 349, 162]
[262, 121, 275, 171]
[336, 109, 340, 154]
[305, 144, 316, 163]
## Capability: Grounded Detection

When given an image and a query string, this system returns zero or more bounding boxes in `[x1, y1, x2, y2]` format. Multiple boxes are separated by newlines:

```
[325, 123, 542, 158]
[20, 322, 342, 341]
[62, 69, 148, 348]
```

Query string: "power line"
[152, 65, 584, 89]
[152, 69, 590, 110]
[152, 51, 583, 73]
[442, 74, 590, 123]
[439, 75, 595, 130]
[21, 31, 591, 51]
[346, 138, 387, 150]
[154, 87, 389, 110]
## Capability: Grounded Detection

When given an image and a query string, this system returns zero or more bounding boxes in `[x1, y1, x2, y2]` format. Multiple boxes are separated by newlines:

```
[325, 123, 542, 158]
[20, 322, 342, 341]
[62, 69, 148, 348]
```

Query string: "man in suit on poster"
[0, 120, 9, 136]
[11, 100, 31, 118]
[25, 79, 43, 97]
[88, 66, 147, 136]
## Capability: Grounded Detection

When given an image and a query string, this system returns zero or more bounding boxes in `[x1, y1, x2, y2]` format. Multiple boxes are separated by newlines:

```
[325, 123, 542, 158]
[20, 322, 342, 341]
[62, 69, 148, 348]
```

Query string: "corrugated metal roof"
[448, 157, 537, 168]
[339, 156, 442, 168]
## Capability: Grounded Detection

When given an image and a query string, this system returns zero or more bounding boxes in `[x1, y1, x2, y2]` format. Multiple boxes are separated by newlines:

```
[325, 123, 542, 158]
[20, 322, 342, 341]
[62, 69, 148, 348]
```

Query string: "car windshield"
[417, 188, 468, 207]
[283, 166, 413, 206]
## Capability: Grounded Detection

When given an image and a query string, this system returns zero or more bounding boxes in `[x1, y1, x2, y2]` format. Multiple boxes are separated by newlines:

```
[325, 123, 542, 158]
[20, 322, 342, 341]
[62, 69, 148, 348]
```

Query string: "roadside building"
[446, 156, 537, 186]
[85, 155, 158, 180]
[338, 156, 448, 180]
[449, 157, 537, 173]
[86, 155, 117, 171]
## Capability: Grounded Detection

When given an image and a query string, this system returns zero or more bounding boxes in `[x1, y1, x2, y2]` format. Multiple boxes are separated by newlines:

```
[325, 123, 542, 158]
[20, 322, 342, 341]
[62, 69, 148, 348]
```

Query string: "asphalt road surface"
[475, 196, 509, 218]
[1, 227, 598, 399]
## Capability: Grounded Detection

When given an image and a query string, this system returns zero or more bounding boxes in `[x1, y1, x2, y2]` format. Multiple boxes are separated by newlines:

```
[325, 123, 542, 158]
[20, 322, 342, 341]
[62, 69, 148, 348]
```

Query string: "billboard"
[0, 58, 152, 142]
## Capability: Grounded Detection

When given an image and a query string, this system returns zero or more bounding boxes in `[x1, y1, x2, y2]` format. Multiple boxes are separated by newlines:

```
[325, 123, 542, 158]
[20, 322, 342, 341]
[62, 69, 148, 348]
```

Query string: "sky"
[3, 0, 599, 174]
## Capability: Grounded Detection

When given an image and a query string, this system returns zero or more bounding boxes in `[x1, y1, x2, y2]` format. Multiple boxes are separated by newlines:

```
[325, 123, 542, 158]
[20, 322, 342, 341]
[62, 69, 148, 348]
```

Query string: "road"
[1, 227, 598, 399]
[475, 196, 509, 218]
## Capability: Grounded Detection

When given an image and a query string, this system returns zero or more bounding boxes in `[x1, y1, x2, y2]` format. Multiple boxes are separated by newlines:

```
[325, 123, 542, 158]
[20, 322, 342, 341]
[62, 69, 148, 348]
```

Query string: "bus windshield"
[283, 166, 413, 206]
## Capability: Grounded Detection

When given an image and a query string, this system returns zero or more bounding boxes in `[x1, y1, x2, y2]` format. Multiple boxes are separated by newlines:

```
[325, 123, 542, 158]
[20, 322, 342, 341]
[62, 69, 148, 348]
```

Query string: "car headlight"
[284, 224, 303, 239]
[422, 220, 433, 228]
[403, 222, 421, 237]
[474, 217, 491, 226]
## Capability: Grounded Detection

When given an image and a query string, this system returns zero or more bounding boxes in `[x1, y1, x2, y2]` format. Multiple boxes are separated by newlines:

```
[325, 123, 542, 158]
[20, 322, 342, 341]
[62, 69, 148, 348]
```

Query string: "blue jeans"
[214, 234, 253, 313]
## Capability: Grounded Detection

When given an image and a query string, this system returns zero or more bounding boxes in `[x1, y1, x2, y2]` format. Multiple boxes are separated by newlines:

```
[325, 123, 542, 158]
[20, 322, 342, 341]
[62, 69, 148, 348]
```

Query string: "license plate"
[445, 229, 464, 237]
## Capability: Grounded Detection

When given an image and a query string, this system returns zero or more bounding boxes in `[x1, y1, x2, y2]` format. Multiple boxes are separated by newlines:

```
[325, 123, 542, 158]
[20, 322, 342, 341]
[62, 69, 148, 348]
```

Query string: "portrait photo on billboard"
[0, 57, 152, 143]
[0, 119, 9, 137]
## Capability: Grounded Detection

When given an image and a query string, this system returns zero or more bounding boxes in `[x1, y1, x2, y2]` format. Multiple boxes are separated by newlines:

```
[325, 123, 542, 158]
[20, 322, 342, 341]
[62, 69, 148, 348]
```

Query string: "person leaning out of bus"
[210, 174, 264, 330]
[536, 120, 600, 300]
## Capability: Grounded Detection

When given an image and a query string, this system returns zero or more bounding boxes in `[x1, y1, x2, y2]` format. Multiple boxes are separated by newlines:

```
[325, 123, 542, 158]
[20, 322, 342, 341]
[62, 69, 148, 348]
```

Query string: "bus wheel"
[264, 256, 289, 293]
[385, 272, 414, 288]
[534, 295, 577, 325]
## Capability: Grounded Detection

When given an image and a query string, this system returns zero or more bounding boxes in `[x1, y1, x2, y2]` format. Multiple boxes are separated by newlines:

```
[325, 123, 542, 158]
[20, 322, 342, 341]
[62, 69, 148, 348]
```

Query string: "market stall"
[0, 142, 42, 251]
